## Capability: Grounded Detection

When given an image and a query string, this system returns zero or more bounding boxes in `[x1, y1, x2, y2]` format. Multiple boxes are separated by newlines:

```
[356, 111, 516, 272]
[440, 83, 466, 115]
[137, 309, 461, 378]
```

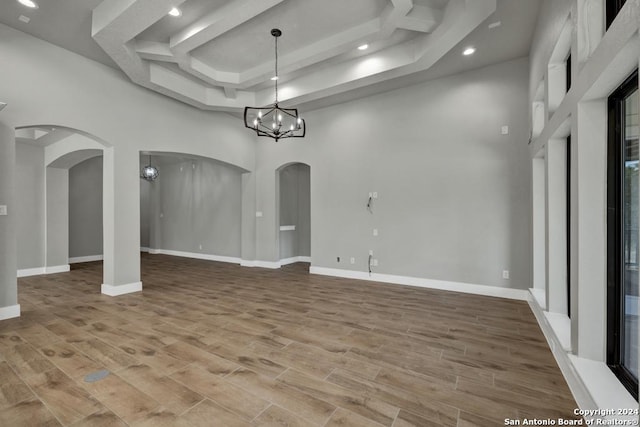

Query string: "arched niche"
[276, 162, 311, 265]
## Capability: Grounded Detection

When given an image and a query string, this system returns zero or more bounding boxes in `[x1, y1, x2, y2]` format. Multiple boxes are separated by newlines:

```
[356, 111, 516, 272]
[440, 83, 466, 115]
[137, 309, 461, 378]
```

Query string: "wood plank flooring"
[0, 254, 580, 426]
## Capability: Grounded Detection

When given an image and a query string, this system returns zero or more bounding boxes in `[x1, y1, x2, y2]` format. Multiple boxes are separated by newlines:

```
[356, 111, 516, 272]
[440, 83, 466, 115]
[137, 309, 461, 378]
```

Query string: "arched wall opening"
[139, 151, 249, 264]
[14, 126, 106, 279]
[276, 162, 311, 266]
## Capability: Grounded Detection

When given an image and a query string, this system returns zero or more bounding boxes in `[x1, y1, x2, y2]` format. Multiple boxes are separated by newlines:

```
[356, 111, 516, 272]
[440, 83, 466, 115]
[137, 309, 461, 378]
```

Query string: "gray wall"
[0, 120, 17, 309]
[140, 177, 150, 248]
[46, 167, 69, 267]
[256, 57, 532, 289]
[317, 58, 531, 288]
[15, 143, 45, 269]
[147, 156, 243, 257]
[279, 163, 311, 259]
[69, 156, 103, 258]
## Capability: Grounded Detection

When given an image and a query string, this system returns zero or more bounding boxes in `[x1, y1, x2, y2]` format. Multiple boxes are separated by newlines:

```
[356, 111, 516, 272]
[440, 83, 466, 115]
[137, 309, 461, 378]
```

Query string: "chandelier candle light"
[244, 29, 306, 141]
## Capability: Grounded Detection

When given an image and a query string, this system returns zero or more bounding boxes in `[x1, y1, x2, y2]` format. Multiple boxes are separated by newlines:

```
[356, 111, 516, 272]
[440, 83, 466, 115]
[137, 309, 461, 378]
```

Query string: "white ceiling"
[0, 0, 540, 113]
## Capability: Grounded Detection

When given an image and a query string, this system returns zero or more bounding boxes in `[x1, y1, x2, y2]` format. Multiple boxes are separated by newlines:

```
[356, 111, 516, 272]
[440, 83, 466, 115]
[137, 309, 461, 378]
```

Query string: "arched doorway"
[276, 162, 311, 265]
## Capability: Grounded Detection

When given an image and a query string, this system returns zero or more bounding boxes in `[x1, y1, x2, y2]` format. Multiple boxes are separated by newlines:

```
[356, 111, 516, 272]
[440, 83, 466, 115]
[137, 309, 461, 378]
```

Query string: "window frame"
[606, 0, 628, 29]
[607, 68, 639, 401]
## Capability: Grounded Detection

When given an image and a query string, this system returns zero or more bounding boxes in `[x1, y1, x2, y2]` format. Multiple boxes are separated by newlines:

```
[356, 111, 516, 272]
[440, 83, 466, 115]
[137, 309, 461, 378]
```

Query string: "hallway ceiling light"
[358, 44, 369, 51]
[463, 47, 476, 56]
[17, 0, 38, 8]
[244, 29, 306, 142]
[168, 7, 181, 17]
[140, 155, 159, 181]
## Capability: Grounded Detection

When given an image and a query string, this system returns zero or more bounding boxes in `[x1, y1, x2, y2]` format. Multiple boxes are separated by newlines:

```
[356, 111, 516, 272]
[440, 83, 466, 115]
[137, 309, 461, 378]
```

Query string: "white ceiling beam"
[136, 40, 178, 63]
[224, 87, 237, 100]
[170, 0, 284, 53]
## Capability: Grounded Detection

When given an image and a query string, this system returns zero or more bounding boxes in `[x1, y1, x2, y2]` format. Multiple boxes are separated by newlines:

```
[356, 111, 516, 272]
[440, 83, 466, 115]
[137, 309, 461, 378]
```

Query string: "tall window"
[606, 0, 628, 29]
[608, 69, 639, 400]
[566, 135, 571, 317]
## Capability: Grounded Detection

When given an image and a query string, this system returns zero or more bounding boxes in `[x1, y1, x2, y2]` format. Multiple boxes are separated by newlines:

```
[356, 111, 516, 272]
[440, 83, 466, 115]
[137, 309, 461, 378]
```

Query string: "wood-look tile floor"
[0, 254, 580, 426]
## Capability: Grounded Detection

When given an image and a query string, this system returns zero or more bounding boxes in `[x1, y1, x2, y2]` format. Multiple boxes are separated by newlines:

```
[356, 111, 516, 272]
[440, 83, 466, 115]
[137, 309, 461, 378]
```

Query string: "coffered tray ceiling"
[0, 0, 541, 112]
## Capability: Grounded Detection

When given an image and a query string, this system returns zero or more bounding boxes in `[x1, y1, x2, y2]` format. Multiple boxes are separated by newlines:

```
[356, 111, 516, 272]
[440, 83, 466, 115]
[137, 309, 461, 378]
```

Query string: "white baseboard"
[150, 249, 241, 264]
[17, 267, 46, 278]
[309, 266, 529, 301]
[101, 281, 142, 296]
[279, 256, 311, 266]
[17, 265, 70, 277]
[69, 255, 103, 264]
[46, 265, 70, 274]
[240, 260, 281, 269]
[529, 294, 638, 410]
[140, 247, 150, 253]
[0, 304, 20, 320]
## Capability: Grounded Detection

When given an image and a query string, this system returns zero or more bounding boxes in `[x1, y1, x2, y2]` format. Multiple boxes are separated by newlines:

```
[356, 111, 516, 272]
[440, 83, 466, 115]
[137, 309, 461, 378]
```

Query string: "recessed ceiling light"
[358, 44, 369, 51]
[463, 47, 476, 56]
[17, 0, 38, 9]
[270, 76, 279, 81]
[18, 15, 30, 23]
[168, 7, 181, 17]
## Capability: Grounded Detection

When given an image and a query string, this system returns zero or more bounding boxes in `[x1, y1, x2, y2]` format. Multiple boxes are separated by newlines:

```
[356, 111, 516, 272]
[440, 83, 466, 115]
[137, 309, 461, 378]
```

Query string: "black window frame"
[606, 0, 628, 29]
[566, 54, 572, 93]
[607, 68, 639, 401]
[566, 135, 571, 318]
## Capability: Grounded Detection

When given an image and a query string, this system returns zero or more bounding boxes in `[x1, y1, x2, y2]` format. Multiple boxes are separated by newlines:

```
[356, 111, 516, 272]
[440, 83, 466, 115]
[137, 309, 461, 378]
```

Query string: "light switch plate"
[0, 205, 7, 216]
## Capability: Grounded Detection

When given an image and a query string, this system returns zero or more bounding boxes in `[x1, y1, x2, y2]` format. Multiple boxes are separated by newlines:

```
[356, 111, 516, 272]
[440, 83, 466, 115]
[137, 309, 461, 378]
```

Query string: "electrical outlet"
[199, 244, 203, 250]
[372, 192, 378, 199]
[256, 211, 263, 217]
[350, 257, 355, 264]
[501, 125, 509, 135]
[502, 270, 510, 279]
[373, 229, 378, 236]
[0, 205, 6, 216]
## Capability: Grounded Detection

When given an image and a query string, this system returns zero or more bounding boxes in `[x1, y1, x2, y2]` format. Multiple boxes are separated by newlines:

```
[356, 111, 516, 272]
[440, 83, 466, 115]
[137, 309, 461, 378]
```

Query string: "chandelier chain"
[274, 34, 278, 104]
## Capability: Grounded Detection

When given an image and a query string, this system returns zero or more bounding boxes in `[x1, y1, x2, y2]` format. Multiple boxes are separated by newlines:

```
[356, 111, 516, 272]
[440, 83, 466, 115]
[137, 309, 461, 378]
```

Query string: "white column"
[545, 139, 568, 315]
[573, 100, 607, 361]
[532, 157, 547, 295]
[0, 120, 19, 320]
[102, 145, 142, 296]
[240, 172, 257, 263]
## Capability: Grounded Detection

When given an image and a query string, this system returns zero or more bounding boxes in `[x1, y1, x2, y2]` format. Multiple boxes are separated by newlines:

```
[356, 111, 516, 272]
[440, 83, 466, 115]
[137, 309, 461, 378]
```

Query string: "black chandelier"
[140, 155, 159, 181]
[244, 29, 306, 142]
